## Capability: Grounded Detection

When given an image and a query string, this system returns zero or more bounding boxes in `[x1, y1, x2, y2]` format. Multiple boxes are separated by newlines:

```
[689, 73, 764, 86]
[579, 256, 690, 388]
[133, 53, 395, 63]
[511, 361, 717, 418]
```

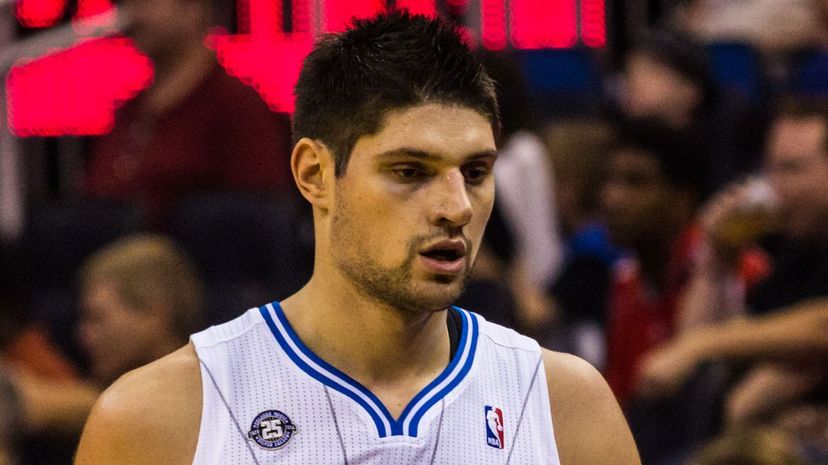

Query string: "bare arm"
[544, 349, 640, 465]
[74, 344, 201, 465]
[639, 298, 828, 397]
[678, 298, 828, 361]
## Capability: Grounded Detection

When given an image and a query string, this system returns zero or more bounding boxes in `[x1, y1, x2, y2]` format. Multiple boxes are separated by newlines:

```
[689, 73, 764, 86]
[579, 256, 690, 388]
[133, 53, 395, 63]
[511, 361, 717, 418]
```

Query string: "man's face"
[765, 116, 828, 238]
[601, 149, 681, 247]
[118, 0, 202, 60]
[77, 280, 167, 384]
[623, 53, 700, 126]
[328, 103, 497, 313]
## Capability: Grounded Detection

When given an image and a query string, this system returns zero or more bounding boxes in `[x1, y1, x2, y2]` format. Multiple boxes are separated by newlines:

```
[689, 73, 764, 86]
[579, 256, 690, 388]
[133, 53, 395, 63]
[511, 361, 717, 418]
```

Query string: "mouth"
[418, 240, 468, 275]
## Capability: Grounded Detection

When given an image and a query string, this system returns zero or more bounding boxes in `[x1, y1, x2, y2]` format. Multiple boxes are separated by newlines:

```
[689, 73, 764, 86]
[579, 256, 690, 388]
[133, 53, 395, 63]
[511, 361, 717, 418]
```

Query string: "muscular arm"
[544, 349, 640, 465]
[74, 344, 202, 465]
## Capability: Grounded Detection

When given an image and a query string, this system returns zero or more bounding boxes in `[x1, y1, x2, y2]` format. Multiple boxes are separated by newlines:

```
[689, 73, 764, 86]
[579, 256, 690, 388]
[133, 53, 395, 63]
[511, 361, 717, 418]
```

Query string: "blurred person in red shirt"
[84, 0, 292, 225]
[600, 119, 710, 406]
[640, 98, 828, 423]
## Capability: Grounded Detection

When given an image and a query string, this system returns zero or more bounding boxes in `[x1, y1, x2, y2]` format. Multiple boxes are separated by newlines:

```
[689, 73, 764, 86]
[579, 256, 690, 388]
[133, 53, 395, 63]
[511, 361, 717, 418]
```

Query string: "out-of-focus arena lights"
[6, 38, 152, 136]
[14, 0, 113, 28]
[291, 0, 315, 34]
[210, 33, 314, 114]
[581, 0, 606, 48]
[321, 0, 384, 33]
[395, 0, 436, 16]
[481, 0, 507, 50]
[6, 0, 605, 136]
[74, 0, 113, 20]
[510, 0, 577, 49]
[236, 0, 282, 36]
[14, 0, 65, 28]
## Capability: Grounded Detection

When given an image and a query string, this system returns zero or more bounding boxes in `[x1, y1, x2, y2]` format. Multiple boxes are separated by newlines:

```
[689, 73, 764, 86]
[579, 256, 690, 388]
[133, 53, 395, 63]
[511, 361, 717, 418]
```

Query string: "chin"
[413, 277, 466, 311]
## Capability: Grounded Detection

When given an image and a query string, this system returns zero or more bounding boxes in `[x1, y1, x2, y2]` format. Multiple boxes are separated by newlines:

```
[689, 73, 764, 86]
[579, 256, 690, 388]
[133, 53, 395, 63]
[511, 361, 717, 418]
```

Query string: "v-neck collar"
[258, 301, 479, 438]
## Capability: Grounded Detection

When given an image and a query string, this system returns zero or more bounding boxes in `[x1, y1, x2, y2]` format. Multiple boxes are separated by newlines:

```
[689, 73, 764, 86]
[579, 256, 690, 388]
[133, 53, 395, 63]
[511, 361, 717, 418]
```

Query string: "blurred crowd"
[2, 0, 828, 464]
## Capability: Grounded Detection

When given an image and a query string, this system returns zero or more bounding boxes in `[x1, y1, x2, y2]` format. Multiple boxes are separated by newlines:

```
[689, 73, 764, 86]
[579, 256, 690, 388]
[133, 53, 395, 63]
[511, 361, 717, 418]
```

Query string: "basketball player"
[74, 12, 639, 465]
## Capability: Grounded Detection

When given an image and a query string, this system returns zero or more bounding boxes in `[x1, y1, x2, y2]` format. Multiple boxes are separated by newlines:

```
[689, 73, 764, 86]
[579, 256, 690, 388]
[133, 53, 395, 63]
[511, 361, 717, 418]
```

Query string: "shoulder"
[474, 313, 539, 353]
[74, 344, 202, 465]
[542, 349, 641, 465]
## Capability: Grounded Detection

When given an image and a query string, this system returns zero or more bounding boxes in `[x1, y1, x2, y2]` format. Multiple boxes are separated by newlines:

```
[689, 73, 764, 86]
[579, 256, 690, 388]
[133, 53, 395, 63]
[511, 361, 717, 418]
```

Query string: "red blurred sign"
[6, 37, 152, 136]
[6, 0, 603, 136]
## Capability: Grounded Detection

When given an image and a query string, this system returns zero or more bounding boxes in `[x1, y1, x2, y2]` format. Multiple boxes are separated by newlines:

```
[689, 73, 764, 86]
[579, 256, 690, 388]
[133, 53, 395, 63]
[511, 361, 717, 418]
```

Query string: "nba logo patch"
[484, 406, 505, 449]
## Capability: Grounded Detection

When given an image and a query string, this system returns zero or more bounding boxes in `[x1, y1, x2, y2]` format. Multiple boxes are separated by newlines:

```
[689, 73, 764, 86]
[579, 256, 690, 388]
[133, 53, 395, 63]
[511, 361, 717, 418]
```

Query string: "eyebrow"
[376, 147, 499, 162]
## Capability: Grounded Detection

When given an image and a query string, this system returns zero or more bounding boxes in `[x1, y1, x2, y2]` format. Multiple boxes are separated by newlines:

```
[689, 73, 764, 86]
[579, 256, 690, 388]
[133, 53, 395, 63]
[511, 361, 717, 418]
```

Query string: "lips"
[418, 239, 467, 275]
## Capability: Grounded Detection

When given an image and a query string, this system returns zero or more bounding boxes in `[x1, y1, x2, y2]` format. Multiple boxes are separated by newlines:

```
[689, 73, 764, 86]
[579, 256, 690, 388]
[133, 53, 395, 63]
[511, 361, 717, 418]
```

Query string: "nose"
[429, 169, 473, 228]
[600, 180, 625, 215]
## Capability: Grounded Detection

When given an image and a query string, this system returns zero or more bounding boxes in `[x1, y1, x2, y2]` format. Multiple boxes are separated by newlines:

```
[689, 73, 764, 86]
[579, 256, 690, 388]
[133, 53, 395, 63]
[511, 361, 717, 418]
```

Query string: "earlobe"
[291, 138, 332, 209]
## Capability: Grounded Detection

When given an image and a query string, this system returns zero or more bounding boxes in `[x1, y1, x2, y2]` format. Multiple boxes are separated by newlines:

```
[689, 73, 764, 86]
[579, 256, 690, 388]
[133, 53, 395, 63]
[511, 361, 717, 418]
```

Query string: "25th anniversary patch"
[248, 410, 297, 449]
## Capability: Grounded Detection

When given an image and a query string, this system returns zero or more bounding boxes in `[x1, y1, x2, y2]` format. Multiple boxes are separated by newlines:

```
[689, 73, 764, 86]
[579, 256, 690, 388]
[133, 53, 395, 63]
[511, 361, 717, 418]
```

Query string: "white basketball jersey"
[190, 302, 561, 465]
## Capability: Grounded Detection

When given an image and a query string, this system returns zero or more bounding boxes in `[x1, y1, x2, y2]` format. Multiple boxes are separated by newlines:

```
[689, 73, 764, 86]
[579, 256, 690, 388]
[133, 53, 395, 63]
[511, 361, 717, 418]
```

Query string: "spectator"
[637, 98, 828, 463]
[617, 29, 760, 188]
[77, 234, 204, 385]
[0, 244, 93, 465]
[1, 235, 205, 465]
[599, 119, 709, 406]
[83, 0, 293, 225]
[674, 0, 822, 56]
[542, 119, 620, 367]
[640, 98, 828, 407]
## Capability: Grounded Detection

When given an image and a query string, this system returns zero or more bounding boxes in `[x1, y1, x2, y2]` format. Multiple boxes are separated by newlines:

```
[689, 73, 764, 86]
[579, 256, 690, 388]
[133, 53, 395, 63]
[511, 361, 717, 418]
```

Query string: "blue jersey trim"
[258, 306, 390, 437]
[407, 311, 479, 436]
[394, 308, 471, 434]
[259, 301, 478, 438]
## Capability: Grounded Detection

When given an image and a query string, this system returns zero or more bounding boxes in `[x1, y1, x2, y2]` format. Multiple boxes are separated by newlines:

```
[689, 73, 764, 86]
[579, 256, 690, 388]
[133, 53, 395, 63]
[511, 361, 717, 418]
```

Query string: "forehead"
[627, 53, 674, 77]
[82, 279, 123, 308]
[768, 117, 827, 159]
[607, 148, 662, 175]
[350, 103, 497, 163]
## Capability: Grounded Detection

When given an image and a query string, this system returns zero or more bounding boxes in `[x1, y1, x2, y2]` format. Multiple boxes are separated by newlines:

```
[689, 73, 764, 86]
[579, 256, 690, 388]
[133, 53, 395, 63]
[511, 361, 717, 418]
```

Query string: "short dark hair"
[80, 235, 204, 344]
[293, 12, 500, 176]
[614, 118, 710, 200]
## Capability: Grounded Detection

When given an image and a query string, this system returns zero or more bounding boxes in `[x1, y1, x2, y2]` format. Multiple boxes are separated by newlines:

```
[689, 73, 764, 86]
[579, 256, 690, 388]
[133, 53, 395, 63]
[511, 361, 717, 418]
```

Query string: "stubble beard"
[330, 203, 469, 314]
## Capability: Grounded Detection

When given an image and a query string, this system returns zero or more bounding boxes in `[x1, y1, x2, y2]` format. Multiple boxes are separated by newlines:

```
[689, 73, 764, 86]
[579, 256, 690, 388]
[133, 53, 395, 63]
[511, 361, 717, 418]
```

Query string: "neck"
[280, 272, 451, 393]
[141, 39, 215, 115]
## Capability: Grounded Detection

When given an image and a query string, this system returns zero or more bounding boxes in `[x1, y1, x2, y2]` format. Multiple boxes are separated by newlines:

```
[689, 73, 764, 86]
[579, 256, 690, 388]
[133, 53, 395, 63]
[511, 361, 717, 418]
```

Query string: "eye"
[462, 163, 492, 185]
[390, 164, 427, 181]
[396, 168, 420, 178]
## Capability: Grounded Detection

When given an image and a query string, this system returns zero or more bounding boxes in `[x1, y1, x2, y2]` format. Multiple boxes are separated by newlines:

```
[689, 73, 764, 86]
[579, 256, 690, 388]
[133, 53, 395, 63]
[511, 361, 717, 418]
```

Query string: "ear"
[291, 137, 334, 210]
